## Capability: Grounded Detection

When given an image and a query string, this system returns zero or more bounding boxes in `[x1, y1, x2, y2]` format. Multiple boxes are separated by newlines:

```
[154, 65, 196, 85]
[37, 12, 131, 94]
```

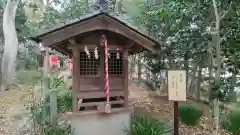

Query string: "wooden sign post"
[167, 70, 187, 135]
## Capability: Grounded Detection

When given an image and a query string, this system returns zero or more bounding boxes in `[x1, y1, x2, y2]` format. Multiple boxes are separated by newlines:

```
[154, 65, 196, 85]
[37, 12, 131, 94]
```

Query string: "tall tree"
[1, 0, 20, 92]
[211, 0, 234, 134]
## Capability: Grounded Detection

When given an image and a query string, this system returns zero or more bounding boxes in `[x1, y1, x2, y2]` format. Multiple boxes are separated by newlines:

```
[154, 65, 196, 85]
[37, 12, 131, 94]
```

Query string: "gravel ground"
[0, 88, 36, 135]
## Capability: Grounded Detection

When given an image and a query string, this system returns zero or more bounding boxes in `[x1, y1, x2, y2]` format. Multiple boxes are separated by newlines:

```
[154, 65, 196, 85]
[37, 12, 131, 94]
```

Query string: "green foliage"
[49, 75, 71, 113]
[216, 77, 238, 102]
[57, 89, 72, 112]
[28, 100, 72, 135]
[26, 73, 72, 134]
[126, 112, 169, 135]
[27, 99, 72, 134]
[44, 123, 72, 135]
[27, 100, 51, 125]
[224, 110, 240, 134]
[59, 0, 86, 20]
[179, 104, 202, 125]
[17, 52, 38, 70]
[126, 0, 240, 101]
[17, 70, 41, 85]
[50, 75, 64, 89]
[220, 111, 230, 130]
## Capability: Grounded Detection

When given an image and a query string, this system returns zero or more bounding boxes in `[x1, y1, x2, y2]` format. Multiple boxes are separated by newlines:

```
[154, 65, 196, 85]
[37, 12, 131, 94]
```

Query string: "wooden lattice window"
[80, 52, 100, 76]
[108, 52, 123, 75]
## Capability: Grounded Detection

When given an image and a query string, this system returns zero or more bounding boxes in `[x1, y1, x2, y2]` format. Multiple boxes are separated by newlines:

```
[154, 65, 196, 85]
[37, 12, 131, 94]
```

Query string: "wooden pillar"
[42, 50, 50, 101]
[72, 49, 80, 112]
[123, 50, 129, 107]
[50, 91, 57, 128]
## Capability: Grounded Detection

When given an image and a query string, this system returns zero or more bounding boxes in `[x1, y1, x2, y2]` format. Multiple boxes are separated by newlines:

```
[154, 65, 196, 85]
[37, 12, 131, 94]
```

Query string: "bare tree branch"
[220, 29, 231, 42]
[220, 1, 232, 20]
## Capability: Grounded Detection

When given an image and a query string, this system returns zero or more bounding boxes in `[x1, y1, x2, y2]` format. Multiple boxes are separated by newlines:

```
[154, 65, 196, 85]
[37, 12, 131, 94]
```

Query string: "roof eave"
[29, 36, 41, 43]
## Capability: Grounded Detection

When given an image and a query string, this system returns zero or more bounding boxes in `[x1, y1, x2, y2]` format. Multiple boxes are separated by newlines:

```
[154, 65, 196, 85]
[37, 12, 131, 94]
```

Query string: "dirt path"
[0, 88, 35, 135]
[128, 81, 230, 135]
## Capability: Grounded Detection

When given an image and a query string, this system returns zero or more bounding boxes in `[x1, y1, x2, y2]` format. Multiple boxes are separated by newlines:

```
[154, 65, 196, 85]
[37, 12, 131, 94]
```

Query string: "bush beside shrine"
[127, 112, 169, 135]
[179, 104, 203, 126]
[57, 89, 72, 112]
[222, 110, 240, 134]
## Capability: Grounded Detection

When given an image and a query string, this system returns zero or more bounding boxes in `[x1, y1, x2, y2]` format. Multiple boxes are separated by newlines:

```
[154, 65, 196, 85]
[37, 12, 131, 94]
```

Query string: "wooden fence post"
[50, 90, 58, 128]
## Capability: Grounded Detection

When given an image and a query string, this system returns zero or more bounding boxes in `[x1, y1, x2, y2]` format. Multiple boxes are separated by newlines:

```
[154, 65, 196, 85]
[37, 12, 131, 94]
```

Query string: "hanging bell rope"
[102, 34, 111, 113]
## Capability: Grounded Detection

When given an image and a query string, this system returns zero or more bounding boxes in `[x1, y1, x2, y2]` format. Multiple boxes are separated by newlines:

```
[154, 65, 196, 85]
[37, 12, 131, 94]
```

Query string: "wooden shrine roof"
[30, 11, 161, 55]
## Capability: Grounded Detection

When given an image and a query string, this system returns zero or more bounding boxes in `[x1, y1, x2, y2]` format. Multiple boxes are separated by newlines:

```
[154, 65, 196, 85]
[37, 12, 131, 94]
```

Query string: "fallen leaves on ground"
[129, 82, 231, 135]
[0, 88, 35, 135]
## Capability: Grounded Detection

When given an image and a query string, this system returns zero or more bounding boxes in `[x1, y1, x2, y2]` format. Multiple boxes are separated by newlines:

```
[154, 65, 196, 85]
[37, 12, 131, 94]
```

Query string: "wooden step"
[76, 91, 124, 99]
[79, 87, 123, 91]
[79, 100, 124, 107]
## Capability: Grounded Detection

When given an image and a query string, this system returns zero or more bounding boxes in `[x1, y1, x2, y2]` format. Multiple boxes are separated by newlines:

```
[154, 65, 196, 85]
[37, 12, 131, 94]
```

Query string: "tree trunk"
[85, 0, 89, 12]
[1, 0, 20, 92]
[231, 71, 236, 91]
[0, 38, 4, 86]
[129, 55, 136, 80]
[189, 63, 197, 95]
[208, 42, 214, 101]
[137, 54, 141, 81]
[183, 48, 190, 93]
[196, 66, 202, 101]
[42, 50, 49, 101]
[115, 0, 123, 14]
[212, 0, 221, 134]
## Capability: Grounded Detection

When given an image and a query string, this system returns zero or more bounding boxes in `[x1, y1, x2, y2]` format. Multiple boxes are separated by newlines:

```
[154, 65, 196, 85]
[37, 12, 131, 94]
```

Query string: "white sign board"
[168, 70, 186, 101]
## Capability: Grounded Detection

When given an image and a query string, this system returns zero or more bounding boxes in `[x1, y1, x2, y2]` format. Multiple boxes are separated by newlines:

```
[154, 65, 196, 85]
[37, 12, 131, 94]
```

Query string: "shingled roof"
[30, 11, 161, 54]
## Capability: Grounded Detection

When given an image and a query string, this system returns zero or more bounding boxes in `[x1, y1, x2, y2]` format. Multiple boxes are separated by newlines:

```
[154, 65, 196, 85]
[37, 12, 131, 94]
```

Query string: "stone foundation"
[71, 110, 131, 135]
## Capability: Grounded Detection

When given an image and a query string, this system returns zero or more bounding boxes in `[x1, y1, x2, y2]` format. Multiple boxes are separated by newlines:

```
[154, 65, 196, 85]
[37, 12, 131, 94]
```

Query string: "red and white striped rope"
[103, 34, 110, 112]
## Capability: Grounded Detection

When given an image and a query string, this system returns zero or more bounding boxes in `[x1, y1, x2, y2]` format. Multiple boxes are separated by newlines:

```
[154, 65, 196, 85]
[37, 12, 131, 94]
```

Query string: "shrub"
[224, 110, 240, 134]
[220, 111, 229, 130]
[179, 104, 202, 125]
[27, 100, 51, 125]
[57, 90, 72, 112]
[44, 123, 72, 135]
[126, 112, 169, 135]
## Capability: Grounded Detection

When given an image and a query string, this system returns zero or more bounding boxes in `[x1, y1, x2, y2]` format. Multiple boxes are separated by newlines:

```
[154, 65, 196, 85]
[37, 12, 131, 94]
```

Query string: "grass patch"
[126, 112, 169, 135]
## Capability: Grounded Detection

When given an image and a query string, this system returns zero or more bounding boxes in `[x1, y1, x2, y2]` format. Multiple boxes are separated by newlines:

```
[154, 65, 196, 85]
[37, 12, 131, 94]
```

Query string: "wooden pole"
[42, 50, 49, 101]
[173, 101, 179, 135]
[50, 91, 58, 129]
[72, 50, 80, 112]
[123, 50, 129, 108]
[168, 69, 186, 135]
[40, 48, 50, 135]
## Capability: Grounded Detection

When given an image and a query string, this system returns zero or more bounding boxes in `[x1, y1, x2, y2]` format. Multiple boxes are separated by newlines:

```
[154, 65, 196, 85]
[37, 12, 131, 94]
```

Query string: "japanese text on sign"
[168, 70, 186, 101]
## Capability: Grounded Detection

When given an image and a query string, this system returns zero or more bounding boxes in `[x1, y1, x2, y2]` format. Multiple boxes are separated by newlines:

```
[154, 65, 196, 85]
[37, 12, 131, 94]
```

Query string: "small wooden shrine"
[31, 11, 159, 122]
